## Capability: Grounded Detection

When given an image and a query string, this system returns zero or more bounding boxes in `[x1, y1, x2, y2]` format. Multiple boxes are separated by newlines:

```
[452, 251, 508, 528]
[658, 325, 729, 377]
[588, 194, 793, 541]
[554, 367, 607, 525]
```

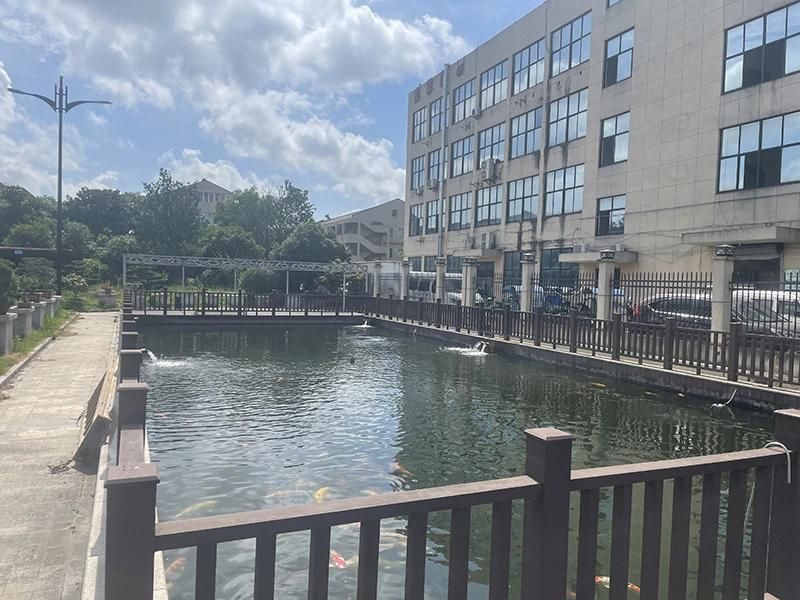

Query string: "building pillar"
[520, 253, 537, 313]
[596, 249, 616, 321]
[462, 257, 477, 307]
[400, 259, 410, 299]
[712, 245, 735, 332]
[372, 262, 382, 298]
[435, 257, 447, 303]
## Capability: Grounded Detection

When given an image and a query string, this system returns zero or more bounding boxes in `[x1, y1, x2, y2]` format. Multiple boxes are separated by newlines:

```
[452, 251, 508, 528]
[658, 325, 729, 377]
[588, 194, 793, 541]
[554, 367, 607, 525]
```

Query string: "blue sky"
[0, 1, 542, 217]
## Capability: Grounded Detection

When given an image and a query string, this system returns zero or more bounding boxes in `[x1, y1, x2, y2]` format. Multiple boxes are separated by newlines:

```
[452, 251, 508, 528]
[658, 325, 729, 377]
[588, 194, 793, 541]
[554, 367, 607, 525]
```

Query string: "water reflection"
[142, 325, 771, 599]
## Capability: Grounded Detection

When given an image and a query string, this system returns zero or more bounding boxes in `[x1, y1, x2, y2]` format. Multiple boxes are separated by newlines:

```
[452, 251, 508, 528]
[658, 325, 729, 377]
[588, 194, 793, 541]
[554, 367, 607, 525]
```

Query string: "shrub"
[0, 259, 18, 313]
[240, 268, 281, 294]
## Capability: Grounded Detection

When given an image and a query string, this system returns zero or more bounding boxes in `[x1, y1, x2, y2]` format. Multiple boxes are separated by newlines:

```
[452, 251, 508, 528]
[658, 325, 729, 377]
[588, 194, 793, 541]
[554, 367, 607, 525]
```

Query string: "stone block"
[31, 302, 47, 329]
[9, 306, 33, 338]
[0, 312, 17, 355]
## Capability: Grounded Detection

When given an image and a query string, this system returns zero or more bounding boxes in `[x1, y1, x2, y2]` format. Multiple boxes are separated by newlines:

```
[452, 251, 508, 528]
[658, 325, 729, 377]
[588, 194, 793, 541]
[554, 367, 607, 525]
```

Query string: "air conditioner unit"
[466, 235, 477, 250]
[414, 186, 424, 196]
[427, 178, 439, 190]
[615, 242, 625, 252]
[471, 106, 482, 119]
[480, 159, 496, 182]
[480, 232, 497, 250]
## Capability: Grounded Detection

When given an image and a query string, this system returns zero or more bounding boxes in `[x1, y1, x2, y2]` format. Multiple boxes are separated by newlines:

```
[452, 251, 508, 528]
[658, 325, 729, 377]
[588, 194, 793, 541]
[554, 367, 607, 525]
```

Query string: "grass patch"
[61, 289, 120, 312]
[0, 310, 75, 376]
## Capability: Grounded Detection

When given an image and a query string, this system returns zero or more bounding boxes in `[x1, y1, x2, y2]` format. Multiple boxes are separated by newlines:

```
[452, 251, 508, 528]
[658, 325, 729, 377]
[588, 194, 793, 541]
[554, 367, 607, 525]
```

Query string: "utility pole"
[8, 76, 111, 294]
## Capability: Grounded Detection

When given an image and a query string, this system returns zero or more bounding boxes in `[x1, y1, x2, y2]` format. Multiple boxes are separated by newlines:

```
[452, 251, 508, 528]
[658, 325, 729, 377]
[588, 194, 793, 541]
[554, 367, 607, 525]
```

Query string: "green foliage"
[65, 188, 138, 236]
[66, 258, 104, 283]
[0, 185, 54, 241]
[64, 273, 88, 294]
[3, 217, 56, 248]
[270, 221, 349, 262]
[16, 257, 56, 292]
[134, 169, 203, 255]
[240, 269, 281, 294]
[0, 259, 18, 312]
[199, 225, 264, 259]
[98, 234, 138, 281]
[63, 220, 94, 260]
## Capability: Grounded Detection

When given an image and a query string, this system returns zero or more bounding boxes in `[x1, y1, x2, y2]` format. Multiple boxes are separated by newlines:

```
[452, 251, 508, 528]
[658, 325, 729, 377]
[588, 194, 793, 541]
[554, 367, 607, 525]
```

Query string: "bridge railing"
[106, 302, 800, 600]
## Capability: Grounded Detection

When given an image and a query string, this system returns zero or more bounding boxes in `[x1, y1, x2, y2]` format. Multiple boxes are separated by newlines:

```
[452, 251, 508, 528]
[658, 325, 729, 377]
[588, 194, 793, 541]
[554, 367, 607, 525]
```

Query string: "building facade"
[404, 0, 800, 284]
[190, 179, 233, 223]
[322, 198, 405, 261]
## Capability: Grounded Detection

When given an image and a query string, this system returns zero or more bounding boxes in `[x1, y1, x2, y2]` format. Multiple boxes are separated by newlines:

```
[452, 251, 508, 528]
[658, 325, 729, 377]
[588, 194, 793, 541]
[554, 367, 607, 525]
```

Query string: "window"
[423, 256, 436, 272]
[597, 195, 626, 236]
[551, 12, 592, 76]
[409, 204, 424, 236]
[724, 3, 800, 93]
[541, 248, 578, 283]
[478, 123, 506, 163]
[545, 164, 584, 216]
[411, 155, 425, 190]
[503, 251, 523, 285]
[453, 79, 476, 124]
[428, 149, 441, 183]
[426, 199, 440, 233]
[344, 222, 358, 234]
[451, 135, 474, 177]
[718, 111, 800, 191]
[513, 39, 546, 95]
[409, 257, 422, 271]
[600, 112, 630, 166]
[510, 107, 543, 158]
[429, 97, 443, 135]
[476, 184, 503, 226]
[447, 256, 463, 274]
[480, 62, 508, 109]
[608, 0, 622, 6]
[604, 29, 634, 86]
[449, 192, 472, 231]
[392, 209, 398, 217]
[549, 89, 588, 146]
[507, 176, 539, 222]
[412, 106, 428, 142]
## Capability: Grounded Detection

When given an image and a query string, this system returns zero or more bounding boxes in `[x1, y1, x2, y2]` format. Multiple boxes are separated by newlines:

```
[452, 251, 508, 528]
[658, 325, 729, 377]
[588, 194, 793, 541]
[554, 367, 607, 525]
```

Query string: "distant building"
[321, 198, 405, 261]
[189, 179, 232, 222]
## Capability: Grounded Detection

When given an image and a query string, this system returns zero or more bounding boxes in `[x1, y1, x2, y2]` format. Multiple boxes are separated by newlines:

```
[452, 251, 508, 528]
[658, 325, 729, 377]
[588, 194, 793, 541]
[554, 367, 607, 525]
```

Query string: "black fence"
[730, 278, 800, 338]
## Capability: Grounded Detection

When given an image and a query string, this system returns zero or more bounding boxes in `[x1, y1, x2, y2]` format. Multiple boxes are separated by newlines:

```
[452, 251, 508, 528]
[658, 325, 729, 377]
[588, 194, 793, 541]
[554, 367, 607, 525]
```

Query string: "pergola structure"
[122, 253, 368, 293]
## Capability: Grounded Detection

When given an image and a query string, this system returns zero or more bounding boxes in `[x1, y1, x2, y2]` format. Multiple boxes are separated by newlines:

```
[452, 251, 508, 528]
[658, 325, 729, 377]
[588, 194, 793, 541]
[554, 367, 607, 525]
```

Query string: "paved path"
[0, 313, 116, 600]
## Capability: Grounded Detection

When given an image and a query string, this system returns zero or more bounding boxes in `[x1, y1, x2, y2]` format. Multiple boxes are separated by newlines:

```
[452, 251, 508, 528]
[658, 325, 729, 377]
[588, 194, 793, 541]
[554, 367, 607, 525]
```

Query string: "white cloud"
[160, 148, 275, 192]
[65, 170, 119, 196]
[87, 111, 108, 127]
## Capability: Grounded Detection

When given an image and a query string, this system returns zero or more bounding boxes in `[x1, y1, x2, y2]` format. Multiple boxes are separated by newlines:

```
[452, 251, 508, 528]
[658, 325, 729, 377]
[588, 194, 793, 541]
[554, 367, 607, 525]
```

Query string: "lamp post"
[8, 75, 110, 294]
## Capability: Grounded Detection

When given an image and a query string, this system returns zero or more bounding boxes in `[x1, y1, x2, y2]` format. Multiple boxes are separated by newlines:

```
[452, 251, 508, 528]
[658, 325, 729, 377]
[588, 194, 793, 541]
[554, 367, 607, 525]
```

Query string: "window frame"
[428, 148, 441, 183]
[452, 79, 476, 124]
[450, 135, 475, 178]
[510, 107, 543, 159]
[599, 112, 630, 167]
[551, 11, 593, 77]
[425, 199, 440, 234]
[478, 123, 506, 164]
[410, 155, 426, 190]
[544, 164, 585, 217]
[513, 39, 546, 95]
[412, 106, 428, 143]
[429, 97, 443, 135]
[604, 28, 635, 87]
[475, 184, 504, 227]
[408, 204, 424, 237]
[480, 61, 509, 110]
[548, 89, 589, 146]
[507, 175, 539, 222]
[596, 194, 626, 236]
[448, 192, 473, 231]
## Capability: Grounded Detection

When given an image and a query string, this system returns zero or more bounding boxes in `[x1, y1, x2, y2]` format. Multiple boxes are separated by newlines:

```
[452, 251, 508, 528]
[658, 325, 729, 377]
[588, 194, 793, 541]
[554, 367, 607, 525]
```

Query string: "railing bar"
[609, 484, 632, 600]
[747, 466, 773, 599]
[356, 520, 380, 600]
[308, 527, 331, 600]
[667, 476, 691, 600]
[404, 512, 428, 600]
[695, 472, 721, 600]
[639, 479, 663, 600]
[447, 507, 470, 600]
[254, 533, 277, 600]
[575, 488, 600, 600]
[488, 500, 512, 600]
[195, 543, 217, 600]
[722, 469, 748, 600]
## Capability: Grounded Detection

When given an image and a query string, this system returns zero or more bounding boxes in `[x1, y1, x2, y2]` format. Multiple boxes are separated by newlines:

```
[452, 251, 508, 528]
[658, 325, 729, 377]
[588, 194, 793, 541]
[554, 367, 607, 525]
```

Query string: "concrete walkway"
[0, 313, 116, 600]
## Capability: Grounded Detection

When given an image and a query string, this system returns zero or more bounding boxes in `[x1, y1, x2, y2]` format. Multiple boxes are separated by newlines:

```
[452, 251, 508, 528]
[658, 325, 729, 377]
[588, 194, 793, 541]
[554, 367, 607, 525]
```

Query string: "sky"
[0, 0, 543, 218]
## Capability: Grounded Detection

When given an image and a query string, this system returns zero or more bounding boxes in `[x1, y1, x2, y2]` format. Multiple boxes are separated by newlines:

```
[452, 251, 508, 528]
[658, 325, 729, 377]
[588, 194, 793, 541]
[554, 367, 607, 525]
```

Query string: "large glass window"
[411, 155, 425, 190]
[503, 251, 523, 285]
[600, 112, 630, 166]
[476, 184, 503, 227]
[478, 123, 506, 163]
[513, 39, 546, 95]
[724, 2, 800, 92]
[597, 195, 625, 236]
[545, 164, 584, 216]
[449, 192, 472, 231]
[480, 62, 508, 109]
[428, 149, 441, 183]
[447, 256, 463, 274]
[425, 199, 440, 233]
[604, 29, 634, 86]
[510, 107, 543, 159]
[551, 12, 592, 76]
[540, 248, 578, 283]
[448, 192, 472, 231]
[409, 204, 424, 236]
[450, 136, 474, 178]
[549, 89, 588, 146]
[507, 176, 539, 222]
[409, 256, 422, 271]
[429, 97, 443, 135]
[412, 106, 427, 143]
[423, 256, 436, 272]
[718, 111, 800, 191]
[452, 79, 476, 124]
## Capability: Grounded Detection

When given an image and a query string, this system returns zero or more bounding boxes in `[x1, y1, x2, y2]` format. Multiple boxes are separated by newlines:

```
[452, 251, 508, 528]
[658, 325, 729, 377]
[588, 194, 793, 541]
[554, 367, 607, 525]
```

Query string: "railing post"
[611, 313, 622, 361]
[533, 307, 543, 347]
[119, 349, 142, 381]
[727, 322, 741, 382]
[503, 304, 511, 341]
[389, 294, 394, 320]
[403, 296, 408, 323]
[417, 298, 423, 324]
[201, 288, 207, 316]
[121, 318, 137, 333]
[162, 287, 168, 316]
[766, 409, 800, 599]
[569, 309, 578, 353]
[663, 317, 675, 370]
[521, 428, 574, 600]
[478, 305, 486, 336]
[435, 299, 442, 328]
[455, 300, 462, 332]
[237, 289, 243, 316]
[120, 331, 139, 350]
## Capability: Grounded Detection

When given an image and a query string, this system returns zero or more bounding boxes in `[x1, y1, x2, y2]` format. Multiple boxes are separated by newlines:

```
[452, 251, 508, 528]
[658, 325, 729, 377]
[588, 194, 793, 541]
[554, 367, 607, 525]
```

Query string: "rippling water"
[142, 324, 772, 600]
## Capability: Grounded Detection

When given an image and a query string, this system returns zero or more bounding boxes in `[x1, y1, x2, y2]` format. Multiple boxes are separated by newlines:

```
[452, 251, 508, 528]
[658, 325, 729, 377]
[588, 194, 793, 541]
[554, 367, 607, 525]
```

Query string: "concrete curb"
[0, 311, 80, 390]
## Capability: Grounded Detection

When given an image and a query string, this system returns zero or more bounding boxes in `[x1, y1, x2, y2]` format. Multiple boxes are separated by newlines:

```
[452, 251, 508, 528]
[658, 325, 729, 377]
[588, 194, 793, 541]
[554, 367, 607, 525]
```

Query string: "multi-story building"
[190, 178, 233, 223]
[321, 198, 405, 261]
[404, 0, 800, 285]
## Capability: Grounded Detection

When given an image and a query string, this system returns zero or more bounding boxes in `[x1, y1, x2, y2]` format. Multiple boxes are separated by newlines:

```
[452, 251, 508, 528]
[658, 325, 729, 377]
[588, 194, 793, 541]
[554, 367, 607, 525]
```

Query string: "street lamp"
[8, 75, 110, 294]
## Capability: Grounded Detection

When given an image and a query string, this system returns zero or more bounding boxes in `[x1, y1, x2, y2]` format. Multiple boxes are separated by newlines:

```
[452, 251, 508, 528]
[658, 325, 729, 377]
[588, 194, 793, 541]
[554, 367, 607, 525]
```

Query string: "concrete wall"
[322, 198, 406, 261]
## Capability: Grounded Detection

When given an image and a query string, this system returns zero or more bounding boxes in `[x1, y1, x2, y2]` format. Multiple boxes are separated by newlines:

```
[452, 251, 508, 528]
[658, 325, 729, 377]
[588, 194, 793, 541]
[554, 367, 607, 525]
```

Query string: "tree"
[240, 268, 281, 294]
[0, 185, 54, 241]
[16, 257, 56, 292]
[0, 259, 18, 313]
[270, 221, 349, 263]
[199, 225, 264, 259]
[271, 181, 315, 245]
[98, 234, 138, 281]
[63, 221, 94, 260]
[3, 217, 56, 248]
[134, 169, 204, 255]
[66, 258, 104, 284]
[65, 188, 138, 236]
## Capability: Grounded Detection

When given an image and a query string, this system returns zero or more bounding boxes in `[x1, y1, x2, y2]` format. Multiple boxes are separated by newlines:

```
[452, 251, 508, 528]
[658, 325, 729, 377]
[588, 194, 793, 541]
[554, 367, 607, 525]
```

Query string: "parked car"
[732, 290, 800, 335]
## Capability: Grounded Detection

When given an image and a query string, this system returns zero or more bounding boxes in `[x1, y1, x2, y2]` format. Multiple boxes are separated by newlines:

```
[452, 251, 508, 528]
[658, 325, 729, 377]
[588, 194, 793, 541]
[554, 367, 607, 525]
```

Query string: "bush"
[240, 268, 281, 294]
[0, 259, 18, 313]
[66, 258, 104, 284]
[16, 257, 55, 293]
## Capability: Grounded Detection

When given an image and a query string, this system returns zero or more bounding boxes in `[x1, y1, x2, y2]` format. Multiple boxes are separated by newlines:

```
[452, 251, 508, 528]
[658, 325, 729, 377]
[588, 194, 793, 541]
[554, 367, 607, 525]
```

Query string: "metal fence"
[616, 272, 713, 322]
[730, 278, 800, 338]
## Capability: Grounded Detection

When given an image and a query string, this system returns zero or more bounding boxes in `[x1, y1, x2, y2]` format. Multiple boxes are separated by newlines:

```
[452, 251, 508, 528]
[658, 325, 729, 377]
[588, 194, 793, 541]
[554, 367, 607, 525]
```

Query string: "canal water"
[141, 324, 773, 600]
